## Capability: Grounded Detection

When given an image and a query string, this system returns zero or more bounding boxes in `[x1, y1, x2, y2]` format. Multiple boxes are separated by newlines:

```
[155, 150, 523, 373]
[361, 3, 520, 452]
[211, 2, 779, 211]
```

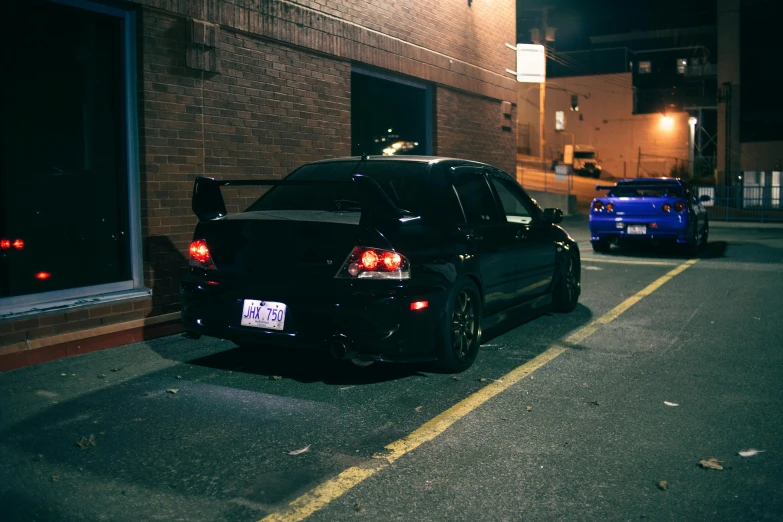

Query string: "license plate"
[627, 225, 647, 235]
[240, 300, 287, 330]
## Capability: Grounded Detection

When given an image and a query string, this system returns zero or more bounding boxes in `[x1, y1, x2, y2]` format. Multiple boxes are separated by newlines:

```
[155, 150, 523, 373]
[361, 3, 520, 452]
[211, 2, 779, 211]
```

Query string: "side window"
[488, 176, 534, 225]
[452, 169, 501, 225]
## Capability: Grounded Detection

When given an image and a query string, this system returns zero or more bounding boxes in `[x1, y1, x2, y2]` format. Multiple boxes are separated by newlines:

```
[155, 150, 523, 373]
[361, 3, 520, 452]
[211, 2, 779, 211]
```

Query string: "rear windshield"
[574, 152, 595, 159]
[609, 183, 684, 198]
[246, 161, 429, 214]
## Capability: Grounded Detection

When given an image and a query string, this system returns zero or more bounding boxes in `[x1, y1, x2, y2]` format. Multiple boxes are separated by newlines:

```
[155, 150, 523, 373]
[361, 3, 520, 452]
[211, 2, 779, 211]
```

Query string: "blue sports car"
[589, 178, 710, 254]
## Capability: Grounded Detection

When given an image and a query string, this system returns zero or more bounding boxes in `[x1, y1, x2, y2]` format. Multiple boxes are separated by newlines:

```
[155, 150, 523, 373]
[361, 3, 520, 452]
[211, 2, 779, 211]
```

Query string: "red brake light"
[592, 201, 604, 212]
[605, 203, 614, 212]
[336, 247, 410, 280]
[36, 272, 51, 280]
[0, 239, 9, 250]
[662, 203, 672, 213]
[674, 201, 686, 212]
[361, 250, 379, 270]
[382, 251, 402, 271]
[410, 300, 429, 311]
[189, 239, 216, 269]
[12, 239, 24, 250]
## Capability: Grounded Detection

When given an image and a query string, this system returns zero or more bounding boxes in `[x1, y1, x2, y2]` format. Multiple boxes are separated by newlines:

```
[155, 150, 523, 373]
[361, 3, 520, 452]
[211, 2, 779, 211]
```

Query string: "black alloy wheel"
[437, 279, 481, 372]
[553, 250, 580, 312]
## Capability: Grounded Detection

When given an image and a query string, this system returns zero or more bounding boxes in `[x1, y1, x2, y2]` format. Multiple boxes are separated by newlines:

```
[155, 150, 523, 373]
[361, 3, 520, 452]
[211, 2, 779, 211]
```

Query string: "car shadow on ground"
[184, 344, 430, 386]
[589, 240, 728, 260]
[182, 299, 596, 383]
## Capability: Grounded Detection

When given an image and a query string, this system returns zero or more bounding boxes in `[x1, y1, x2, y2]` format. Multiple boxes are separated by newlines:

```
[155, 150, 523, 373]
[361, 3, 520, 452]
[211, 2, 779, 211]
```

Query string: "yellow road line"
[260, 258, 699, 522]
[581, 257, 682, 266]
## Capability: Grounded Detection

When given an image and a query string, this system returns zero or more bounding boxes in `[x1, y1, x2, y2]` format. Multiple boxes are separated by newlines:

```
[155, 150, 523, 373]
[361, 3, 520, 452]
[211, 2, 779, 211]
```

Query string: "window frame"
[450, 166, 503, 226]
[0, 0, 146, 317]
[485, 169, 543, 224]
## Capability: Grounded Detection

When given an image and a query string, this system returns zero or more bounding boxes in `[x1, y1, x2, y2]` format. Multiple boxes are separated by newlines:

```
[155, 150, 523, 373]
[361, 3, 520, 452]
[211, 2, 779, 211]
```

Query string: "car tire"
[436, 279, 482, 373]
[553, 249, 580, 313]
[682, 227, 699, 258]
[591, 239, 610, 253]
[701, 219, 709, 245]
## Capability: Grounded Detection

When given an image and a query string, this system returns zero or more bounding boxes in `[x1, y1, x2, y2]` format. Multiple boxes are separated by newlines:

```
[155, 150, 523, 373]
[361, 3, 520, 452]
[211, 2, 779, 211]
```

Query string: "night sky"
[517, 0, 716, 50]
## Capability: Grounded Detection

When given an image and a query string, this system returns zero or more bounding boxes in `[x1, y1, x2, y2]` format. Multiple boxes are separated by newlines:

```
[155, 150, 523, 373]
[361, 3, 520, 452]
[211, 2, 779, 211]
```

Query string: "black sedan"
[180, 156, 581, 372]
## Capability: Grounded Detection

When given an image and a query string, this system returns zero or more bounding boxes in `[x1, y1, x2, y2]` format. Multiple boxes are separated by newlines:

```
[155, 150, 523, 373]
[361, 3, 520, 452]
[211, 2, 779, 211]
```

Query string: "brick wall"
[435, 87, 517, 176]
[139, 10, 352, 320]
[241, 0, 517, 76]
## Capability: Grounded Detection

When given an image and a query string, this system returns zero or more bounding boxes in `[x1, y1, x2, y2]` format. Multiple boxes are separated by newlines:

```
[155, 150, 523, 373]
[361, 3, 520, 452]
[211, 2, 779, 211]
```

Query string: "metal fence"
[516, 160, 573, 195]
[696, 185, 783, 222]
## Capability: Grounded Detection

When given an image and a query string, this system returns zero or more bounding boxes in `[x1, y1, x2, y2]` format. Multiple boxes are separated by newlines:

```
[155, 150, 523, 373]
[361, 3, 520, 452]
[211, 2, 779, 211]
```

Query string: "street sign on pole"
[505, 44, 545, 83]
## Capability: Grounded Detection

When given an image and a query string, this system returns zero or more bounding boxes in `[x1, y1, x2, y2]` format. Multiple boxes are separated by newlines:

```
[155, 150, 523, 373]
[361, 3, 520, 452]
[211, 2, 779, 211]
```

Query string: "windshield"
[609, 183, 684, 198]
[574, 152, 595, 159]
[246, 161, 429, 214]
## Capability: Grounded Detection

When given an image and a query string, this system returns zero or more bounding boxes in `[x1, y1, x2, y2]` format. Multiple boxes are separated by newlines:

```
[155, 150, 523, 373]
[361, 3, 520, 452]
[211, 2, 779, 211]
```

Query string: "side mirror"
[699, 194, 711, 202]
[542, 208, 563, 224]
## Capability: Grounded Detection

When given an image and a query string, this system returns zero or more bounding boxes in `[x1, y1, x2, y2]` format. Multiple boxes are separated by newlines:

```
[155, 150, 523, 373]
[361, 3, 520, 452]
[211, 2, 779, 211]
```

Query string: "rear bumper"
[589, 215, 690, 243]
[180, 272, 448, 361]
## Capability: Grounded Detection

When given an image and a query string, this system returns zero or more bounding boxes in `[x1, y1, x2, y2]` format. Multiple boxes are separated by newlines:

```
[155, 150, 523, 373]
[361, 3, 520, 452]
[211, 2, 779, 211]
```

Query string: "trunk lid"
[195, 210, 377, 282]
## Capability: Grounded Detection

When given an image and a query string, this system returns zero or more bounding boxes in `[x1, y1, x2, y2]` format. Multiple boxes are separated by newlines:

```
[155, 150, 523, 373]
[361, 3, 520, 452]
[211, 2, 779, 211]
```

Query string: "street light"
[688, 117, 698, 177]
[660, 115, 674, 130]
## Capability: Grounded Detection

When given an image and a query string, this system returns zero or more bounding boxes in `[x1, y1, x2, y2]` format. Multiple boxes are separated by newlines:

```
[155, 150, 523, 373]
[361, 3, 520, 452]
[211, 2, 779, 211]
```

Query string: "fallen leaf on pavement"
[270, 375, 282, 381]
[657, 480, 667, 490]
[699, 458, 724, 470]
[97, 374, 106, 379]
[61, 373, 66, 377]
[110, 368, 120, 372]
[664, 401, 679, 407]
[134, 418, 144, 422]
[288, 445, 311, 456]
[353, 502, 362, 512]
[76, 435, 96, 449]
[166, 389, 178, 394]
[452, 376, 461, 381]
[526, 406, 533, 412]
[414, 406, 423, 413]
[478, 378, 488, 382]
[51, 476, 60, 483]
[738, 449, 765, 457]
[425, 480, 434, 486]
[176, 375, 182, 379]
[590, 400, 600, 406]
[753, 317, 761, 320]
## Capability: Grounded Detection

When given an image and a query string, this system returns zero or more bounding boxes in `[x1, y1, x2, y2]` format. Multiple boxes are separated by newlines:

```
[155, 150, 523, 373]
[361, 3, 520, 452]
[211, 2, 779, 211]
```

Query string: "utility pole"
[529, 6, 554, 161]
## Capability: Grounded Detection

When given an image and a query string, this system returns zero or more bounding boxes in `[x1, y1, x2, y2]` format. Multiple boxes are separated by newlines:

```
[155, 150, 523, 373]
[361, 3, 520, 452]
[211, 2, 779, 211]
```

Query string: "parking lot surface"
[2, 218, 782, 521]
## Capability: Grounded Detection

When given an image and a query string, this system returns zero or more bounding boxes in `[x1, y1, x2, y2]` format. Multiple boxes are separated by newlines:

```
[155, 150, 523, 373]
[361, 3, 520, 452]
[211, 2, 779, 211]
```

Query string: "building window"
[555, 111, 565, 131]
[1, 0, 142, 312]
[351, 67, 432, 157]
[677, 58, 688, 74]
[638, 61, 652, 74]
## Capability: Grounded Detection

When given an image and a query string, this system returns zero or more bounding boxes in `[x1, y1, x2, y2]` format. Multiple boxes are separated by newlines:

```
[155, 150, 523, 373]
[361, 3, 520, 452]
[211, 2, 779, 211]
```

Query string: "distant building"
[717, 0, 783, 189]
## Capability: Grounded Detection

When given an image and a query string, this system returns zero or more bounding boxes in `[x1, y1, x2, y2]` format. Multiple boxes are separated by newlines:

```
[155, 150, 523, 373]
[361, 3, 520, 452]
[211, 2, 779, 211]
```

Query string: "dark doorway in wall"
[351, 69, 431, 157]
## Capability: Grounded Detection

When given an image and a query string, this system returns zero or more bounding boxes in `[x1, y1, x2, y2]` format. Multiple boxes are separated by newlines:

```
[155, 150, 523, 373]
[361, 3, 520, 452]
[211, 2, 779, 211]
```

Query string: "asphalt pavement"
[1, 218, 782, 522]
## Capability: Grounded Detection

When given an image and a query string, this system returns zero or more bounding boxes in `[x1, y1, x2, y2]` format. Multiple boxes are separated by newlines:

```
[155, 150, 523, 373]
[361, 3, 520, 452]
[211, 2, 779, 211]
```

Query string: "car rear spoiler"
[192, 174, 409, 224]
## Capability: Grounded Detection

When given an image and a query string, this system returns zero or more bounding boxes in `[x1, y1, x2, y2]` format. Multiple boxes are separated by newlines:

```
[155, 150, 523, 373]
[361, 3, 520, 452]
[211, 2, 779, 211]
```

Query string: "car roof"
[616, 177, 683, 184]
[306, 155, 487, 167]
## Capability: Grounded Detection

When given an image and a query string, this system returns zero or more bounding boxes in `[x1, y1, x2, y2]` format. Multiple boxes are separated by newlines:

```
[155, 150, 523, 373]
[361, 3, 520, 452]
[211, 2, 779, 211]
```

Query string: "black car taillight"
[189, 239, 216, 270]
[335, 247, 410, 280]
[592, 201, 604, 212]
[674, 200, 686, 212]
